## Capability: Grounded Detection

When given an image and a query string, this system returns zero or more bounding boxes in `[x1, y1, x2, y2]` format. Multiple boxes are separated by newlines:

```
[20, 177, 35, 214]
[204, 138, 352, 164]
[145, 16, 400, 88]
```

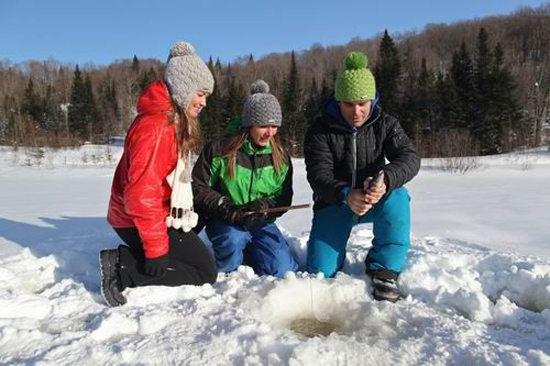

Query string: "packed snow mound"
[402, 238, 550, 326]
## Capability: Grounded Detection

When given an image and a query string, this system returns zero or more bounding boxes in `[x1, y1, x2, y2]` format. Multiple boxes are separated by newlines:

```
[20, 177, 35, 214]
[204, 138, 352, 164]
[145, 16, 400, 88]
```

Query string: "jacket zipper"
[351, 130, 359, 224]
[351, 130, 357, 188]
[248, 151, 256, 202]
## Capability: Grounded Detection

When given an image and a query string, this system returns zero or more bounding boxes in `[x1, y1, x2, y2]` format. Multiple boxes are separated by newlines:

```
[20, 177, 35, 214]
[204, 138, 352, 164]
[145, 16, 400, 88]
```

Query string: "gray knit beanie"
[165, 41, 214, 109]
[241, 80, 282, 128]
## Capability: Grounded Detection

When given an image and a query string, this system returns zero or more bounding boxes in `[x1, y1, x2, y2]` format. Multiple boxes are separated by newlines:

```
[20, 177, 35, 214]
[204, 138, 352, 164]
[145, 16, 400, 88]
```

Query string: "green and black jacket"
[192, 138, 293, 221]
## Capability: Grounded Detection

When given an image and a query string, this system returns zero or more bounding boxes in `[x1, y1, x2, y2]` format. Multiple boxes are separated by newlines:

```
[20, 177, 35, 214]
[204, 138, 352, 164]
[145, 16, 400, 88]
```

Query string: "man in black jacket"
[304, 52, 420, 302]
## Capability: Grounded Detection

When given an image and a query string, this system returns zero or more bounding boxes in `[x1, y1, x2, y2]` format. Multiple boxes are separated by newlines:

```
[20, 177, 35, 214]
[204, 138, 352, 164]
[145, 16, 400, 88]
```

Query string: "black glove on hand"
[220, 197, 272, 229]
[223, 204, 246, 225]
[241, 199, 271, 230]
[243, 198, 270, 213]
[144, 255, 169, 277]
[242, 212, 267, 230]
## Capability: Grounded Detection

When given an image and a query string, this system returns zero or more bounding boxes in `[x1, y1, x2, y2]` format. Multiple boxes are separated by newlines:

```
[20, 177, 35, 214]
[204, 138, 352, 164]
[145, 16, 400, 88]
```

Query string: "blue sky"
[1, 0, 547, 66]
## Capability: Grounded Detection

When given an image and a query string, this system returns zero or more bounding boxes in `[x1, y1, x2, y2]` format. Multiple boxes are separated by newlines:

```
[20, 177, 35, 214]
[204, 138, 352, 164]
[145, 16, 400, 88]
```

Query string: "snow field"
[1, 145, 550, 364]
[1, 225, 550, 365]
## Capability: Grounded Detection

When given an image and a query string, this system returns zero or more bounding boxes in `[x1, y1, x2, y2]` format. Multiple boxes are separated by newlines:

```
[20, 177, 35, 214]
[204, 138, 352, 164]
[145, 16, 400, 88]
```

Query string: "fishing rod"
[244, 203, 311, 215]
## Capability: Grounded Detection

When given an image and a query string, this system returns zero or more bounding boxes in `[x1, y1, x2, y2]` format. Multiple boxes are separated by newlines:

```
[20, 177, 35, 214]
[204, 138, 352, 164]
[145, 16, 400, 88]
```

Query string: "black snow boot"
[368, 269, 401, 303]
[99, 249, 127, 307]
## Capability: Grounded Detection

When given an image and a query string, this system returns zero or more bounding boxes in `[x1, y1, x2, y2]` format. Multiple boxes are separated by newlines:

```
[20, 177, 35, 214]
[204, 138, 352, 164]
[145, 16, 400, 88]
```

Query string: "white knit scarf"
[165, 151, 198, 232]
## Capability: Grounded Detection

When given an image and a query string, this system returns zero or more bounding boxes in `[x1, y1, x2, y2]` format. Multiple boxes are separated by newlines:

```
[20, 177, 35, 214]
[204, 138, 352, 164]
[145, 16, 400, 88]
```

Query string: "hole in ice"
[258, 274, 367, 338]
[288, 317, 339, 337]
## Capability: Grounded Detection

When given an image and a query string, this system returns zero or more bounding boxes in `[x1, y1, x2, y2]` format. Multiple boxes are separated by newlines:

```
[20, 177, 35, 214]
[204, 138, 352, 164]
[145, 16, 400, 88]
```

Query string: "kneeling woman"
[101, 42, 218, 307]
[193, 80, 298, 278]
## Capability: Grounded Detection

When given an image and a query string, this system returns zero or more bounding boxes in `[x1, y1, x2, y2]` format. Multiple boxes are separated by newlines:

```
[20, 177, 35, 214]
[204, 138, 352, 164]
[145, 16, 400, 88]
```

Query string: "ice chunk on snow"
[89, 312, 139, 341]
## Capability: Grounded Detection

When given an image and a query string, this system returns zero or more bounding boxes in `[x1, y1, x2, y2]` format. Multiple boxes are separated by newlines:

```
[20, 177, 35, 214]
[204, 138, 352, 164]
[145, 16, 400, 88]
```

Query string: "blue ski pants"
[206, 220, 298, 278]
[307, 187, 411, 278]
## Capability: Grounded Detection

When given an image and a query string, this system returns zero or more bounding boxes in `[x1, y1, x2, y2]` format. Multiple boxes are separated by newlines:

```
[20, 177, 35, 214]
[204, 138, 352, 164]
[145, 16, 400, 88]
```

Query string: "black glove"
[220, 197, 270, 229]
[241, 199, 271, 230]
[243, 198, 270, 213]
[242, 212, 267, 230]
[220, 204, 244, 225]
[144, 255, 169, 277]
[223, 203, 266, 230]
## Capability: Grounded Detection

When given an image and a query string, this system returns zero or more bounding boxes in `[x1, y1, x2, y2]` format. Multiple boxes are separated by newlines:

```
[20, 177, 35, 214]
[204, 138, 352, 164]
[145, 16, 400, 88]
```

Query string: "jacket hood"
[136, 80, 174, 116]
[323, 94, 380, 132]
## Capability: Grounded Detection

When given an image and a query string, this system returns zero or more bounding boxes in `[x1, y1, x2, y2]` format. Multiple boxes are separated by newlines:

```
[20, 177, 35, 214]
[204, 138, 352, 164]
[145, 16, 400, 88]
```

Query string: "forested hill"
[1, 4, 548, 157]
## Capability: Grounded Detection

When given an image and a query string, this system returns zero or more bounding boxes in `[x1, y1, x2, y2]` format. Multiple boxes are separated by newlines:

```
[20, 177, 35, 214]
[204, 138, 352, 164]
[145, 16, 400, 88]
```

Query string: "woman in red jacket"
[100, 42, 218, 307]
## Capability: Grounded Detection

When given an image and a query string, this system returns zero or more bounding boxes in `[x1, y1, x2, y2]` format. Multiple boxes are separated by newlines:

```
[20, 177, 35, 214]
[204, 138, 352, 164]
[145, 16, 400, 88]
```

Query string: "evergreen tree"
[98, 73, 121, 138]
[234, 81, 246, 119]
[473, 27, 496, 154]
[199, 59, 224, 141]
[304, 77, 321, 124]
[375, 30, 402, 117]
[221, 65, 245, 132]
[42, 84, 62, 133]
[399, 63, 417, 139]
[435, 71, 463, 130]
[131, 55, 140, 74]
[486, 43, 524, 152]
[68, 66, 100, 140]
[215, 58, 222, 73]
[68, 65, 88, 139]
[22, 77, 42, 124]
[0, 94, 17, 143]
[281, 51, 306, 156]
[417, 58, 437, 131]
[84, 74, 101, 141]
[247, 53, 256, 80]
[450, 42, 475, 129]
[399, 47, 418, 139]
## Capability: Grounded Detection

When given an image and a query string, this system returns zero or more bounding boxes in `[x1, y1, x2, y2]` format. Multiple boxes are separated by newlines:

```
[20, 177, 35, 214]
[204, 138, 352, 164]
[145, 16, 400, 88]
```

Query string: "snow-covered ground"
[1, 145, 549, 365]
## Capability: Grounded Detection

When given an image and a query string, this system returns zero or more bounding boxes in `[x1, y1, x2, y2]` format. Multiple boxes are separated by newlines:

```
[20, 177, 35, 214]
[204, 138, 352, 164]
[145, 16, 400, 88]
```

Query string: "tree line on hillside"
[0, 4, 548, 157]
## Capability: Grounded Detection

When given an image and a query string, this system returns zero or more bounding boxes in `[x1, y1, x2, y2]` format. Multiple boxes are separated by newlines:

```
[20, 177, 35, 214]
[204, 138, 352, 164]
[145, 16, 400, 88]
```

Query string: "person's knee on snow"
[247, 223, 298, 278]
[307, 239, 345, 278]
[206, 220, 251, 273]
[307, 205, 353, 277]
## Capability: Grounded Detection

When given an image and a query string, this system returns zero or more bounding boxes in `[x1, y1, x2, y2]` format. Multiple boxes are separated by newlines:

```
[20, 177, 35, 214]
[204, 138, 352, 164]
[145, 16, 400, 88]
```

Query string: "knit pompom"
[344, 52, 368, 70]
[250, 79, 269, 94]
[169, 42, 195, 58]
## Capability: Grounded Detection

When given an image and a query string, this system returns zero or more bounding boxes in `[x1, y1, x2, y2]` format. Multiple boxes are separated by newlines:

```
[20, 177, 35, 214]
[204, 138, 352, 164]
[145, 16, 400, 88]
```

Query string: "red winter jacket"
[107, 80, 178, 259]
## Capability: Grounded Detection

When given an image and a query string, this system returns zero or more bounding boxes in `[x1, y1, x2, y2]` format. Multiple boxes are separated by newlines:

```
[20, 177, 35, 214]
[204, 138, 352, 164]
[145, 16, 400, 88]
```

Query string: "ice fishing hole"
[259, 276, 367, 338]
[288, 317, 340, 338]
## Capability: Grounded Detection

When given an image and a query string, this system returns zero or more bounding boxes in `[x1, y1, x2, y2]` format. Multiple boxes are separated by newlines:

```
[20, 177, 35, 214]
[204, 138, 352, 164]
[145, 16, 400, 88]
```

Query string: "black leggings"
[114, 227, 218, 289]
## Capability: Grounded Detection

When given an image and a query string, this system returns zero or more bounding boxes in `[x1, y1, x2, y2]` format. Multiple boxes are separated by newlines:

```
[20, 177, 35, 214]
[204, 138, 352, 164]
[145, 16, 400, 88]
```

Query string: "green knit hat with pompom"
[334, 52, 376, 102]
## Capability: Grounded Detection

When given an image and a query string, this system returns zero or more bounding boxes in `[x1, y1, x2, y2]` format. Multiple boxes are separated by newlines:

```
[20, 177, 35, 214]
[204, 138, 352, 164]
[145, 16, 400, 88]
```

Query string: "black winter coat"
[304, 99, 420, 210]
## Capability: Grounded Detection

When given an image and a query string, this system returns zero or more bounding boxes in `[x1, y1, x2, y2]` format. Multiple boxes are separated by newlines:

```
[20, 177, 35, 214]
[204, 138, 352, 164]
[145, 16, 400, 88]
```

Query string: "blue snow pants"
[307, 187, 411, 278]
[206, 220, 298, 278]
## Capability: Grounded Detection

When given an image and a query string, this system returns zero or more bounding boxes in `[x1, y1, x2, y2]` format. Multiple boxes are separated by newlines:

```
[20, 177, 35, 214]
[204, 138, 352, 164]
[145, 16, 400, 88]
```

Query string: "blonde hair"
[222, 129, 287, 179]
[168, 101, 202, 159]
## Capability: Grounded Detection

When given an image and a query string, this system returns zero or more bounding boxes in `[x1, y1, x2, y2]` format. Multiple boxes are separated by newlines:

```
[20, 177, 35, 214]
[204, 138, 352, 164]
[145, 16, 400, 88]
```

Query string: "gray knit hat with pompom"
[241, 80, 282, 128]
[165, 41, 214, 109]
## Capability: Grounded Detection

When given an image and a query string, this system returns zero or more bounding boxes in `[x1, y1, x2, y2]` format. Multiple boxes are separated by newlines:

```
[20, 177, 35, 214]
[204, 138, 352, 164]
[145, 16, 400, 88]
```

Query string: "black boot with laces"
[368, 269, 401, 303]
